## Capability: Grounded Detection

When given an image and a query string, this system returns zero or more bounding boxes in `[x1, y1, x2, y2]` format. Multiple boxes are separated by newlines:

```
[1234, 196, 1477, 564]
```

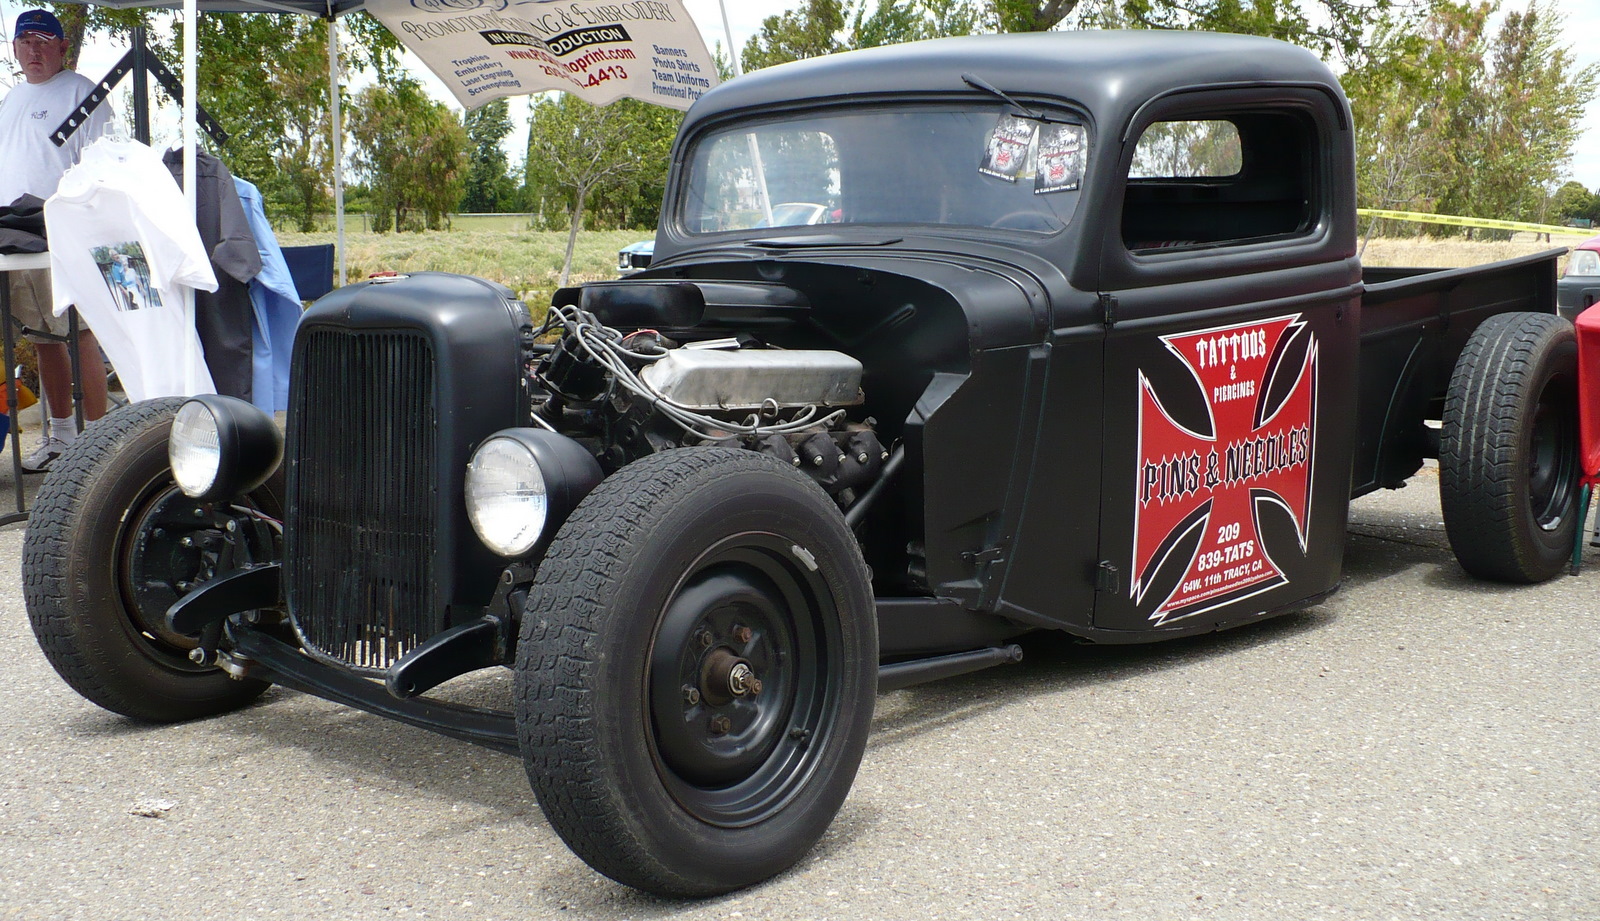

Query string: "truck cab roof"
[686, 30, 1344, 133]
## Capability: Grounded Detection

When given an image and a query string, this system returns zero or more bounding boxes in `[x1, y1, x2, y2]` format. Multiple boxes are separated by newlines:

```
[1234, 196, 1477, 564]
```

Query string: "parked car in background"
[1559, 234, 1600, 319]
[618, 204, 834, 275]
[753, 201, 832, 227]
[617, 238, 654, 274]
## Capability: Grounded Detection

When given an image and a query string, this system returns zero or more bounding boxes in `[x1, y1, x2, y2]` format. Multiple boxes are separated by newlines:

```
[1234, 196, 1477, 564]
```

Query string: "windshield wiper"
[961, 73, 1075, 125]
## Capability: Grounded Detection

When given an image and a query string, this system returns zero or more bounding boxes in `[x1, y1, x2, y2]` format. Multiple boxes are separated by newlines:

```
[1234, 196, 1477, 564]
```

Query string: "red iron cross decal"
[1132, 314, 1317, 624]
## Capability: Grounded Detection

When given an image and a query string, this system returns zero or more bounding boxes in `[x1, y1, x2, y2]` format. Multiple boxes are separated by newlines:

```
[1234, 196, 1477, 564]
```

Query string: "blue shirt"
[232, 177, 302, 413]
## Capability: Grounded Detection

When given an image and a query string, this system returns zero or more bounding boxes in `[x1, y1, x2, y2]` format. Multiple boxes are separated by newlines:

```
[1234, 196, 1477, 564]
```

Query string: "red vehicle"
[1559, 234, 1600, 319]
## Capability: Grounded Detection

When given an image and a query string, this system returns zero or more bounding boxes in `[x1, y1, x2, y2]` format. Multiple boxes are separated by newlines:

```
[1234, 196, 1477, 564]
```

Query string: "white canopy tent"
[47, 0, 366, 283]
[41, 0, 736, 285]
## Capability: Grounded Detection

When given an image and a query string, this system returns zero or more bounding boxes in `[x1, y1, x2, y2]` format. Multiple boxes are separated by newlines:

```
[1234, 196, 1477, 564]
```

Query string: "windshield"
[679, 103, 1087, 236]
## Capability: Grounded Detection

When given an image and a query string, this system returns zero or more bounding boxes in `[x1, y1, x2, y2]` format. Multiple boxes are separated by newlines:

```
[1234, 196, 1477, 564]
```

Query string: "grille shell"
[282, 273, 530, 673]
[286, 329, 441, 670]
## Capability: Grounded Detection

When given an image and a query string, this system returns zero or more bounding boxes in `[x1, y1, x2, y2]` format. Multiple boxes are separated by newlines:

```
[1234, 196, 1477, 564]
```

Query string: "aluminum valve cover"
[641, 347, 864, 411]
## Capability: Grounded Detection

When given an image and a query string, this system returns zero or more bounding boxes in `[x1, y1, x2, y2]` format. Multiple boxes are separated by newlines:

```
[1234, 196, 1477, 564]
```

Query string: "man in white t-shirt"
[1, 9, 111, 472]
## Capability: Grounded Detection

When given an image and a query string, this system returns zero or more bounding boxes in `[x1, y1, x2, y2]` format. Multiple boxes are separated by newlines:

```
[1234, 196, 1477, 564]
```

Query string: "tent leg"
[1571, 483, 1593, 576]
[330, 17, 345, 288]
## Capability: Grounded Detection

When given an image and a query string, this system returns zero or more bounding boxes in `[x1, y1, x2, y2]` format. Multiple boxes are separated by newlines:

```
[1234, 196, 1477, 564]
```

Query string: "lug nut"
[709, 715, 731, 735]
[695, 629, 714, 649]
[731, 625, 753, 644]
[728, 662, 762, 697]
[682, 685, 701, 706]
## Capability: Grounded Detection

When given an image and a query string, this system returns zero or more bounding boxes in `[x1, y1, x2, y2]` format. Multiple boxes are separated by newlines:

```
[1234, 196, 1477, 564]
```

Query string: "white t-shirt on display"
[45, 137, 218, 402]
[0, 69, 113, 204]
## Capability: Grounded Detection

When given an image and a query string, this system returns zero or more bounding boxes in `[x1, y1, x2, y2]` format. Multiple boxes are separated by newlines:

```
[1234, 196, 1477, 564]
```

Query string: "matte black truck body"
[23, 29, 1575, 898]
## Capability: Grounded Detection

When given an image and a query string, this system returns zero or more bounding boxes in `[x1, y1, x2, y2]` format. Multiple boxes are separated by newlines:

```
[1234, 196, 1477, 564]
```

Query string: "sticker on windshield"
[980, 115, 1037, 182]
[1034, 124, 1085, 194]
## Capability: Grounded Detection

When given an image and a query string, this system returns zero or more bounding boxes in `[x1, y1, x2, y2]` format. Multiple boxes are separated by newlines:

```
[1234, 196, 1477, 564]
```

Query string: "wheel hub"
[700, 646, 763, 707]
[649, 566, 801, 789]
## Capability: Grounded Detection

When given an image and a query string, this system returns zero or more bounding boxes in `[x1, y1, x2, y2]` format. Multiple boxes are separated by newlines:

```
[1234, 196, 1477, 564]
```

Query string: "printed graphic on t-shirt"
[92, 243, 163, 312]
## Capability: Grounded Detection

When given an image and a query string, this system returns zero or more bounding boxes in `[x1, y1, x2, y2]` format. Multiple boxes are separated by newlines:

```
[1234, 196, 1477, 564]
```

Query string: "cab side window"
[1122, 111, 1318, 251]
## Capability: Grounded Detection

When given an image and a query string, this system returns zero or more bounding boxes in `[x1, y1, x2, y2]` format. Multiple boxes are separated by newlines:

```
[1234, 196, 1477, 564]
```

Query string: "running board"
[877, 644, 1024, 693]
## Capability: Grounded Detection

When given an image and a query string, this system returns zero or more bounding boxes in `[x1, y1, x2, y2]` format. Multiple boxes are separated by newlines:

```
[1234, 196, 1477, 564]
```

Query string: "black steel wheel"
[1440, 312, 1581, 582]
[516, 448, 876, 897]
[23, 398, 279, 721]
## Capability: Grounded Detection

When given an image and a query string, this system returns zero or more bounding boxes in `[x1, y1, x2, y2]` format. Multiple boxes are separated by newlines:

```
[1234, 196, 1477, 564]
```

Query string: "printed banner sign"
[366, 0, 721, 111]
[1131, 315, 1318, 625]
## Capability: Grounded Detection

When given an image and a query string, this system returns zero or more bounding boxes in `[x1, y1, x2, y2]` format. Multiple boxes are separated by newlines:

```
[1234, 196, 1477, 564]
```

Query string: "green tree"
[526, 95, 675, 282]
[462, 100, 518, 213]
[42, 4, 170, 74]
[348, 79, 469, 232]
[743, 0, 849, 71]
[853, 0, 988, 46]
[1469, 1, 1596, 225]
[184, 12, 403, 230]
[1343, 2, 1484, 234]
[195, 15, 332, 230]
[991, 0, 1081, 32]
[1550, 181, 1596, 225]
[1344, 1, 1596, 231]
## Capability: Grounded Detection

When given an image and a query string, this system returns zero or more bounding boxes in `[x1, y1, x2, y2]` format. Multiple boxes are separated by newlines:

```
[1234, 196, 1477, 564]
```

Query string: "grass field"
[274, 227, 1596, 306]
[276, 228, 649, 302]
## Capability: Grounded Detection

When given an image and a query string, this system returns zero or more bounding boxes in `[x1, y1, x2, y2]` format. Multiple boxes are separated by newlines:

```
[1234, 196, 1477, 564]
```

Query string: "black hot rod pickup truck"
[23, 30, 1578, 897]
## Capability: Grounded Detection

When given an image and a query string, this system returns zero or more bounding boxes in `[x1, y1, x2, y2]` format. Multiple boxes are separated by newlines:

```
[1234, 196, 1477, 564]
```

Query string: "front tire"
[1440, 312, 1581, 582]
[516, 449, 877, 897]
[23, 398, 276, 721]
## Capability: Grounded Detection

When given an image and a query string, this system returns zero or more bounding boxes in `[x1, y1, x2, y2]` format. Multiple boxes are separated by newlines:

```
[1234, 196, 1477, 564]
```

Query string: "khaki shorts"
[6, 268, 74, 343]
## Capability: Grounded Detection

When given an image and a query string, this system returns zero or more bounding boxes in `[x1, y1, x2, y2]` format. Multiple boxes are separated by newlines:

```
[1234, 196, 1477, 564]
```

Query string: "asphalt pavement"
[1, 461, 1597, 921]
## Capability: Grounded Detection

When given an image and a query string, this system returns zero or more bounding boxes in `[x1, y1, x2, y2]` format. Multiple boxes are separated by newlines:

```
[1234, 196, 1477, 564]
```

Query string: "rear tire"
[23, 398, 276, 721]
[515, 448, 876, 897]
[1440, 312, 1580, 582]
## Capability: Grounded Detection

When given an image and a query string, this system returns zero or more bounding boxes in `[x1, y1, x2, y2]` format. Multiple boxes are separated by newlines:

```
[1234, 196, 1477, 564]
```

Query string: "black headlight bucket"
[465, 428, 605, 560]
[169, 395, 284, 501]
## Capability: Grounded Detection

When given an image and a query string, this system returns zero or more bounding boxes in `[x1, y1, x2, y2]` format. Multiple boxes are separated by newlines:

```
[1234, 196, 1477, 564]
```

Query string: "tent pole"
[131, 27, 151, 142]
[329, 16, 345, 287]
[183, 0, 197, 216]
[717, 0, 741, 77]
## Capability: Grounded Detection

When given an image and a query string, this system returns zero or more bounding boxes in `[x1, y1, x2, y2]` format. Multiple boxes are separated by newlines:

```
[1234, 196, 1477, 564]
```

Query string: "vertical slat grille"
[286, 328, 441, 671]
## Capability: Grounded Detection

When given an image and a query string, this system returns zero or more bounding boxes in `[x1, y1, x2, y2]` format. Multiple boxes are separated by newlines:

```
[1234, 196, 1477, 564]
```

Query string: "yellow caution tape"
[1357, 208, 1589, 237]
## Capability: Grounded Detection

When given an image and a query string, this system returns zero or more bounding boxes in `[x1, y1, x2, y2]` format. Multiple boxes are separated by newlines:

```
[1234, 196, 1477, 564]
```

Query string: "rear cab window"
[1121, 110, 1320, 253]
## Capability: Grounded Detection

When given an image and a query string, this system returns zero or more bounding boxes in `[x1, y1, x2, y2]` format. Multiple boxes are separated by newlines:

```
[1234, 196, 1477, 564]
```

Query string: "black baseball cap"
[15, 10, 65, 41]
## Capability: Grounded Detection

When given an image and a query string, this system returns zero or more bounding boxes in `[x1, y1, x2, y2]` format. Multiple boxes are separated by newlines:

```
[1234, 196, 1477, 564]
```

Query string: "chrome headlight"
[169, 395, 283, 500]
[465, 429, 604, 559]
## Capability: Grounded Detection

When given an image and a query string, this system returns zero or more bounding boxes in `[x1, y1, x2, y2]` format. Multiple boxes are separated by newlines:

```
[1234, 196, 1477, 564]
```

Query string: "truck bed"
[1353, 249, 1562, 497]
